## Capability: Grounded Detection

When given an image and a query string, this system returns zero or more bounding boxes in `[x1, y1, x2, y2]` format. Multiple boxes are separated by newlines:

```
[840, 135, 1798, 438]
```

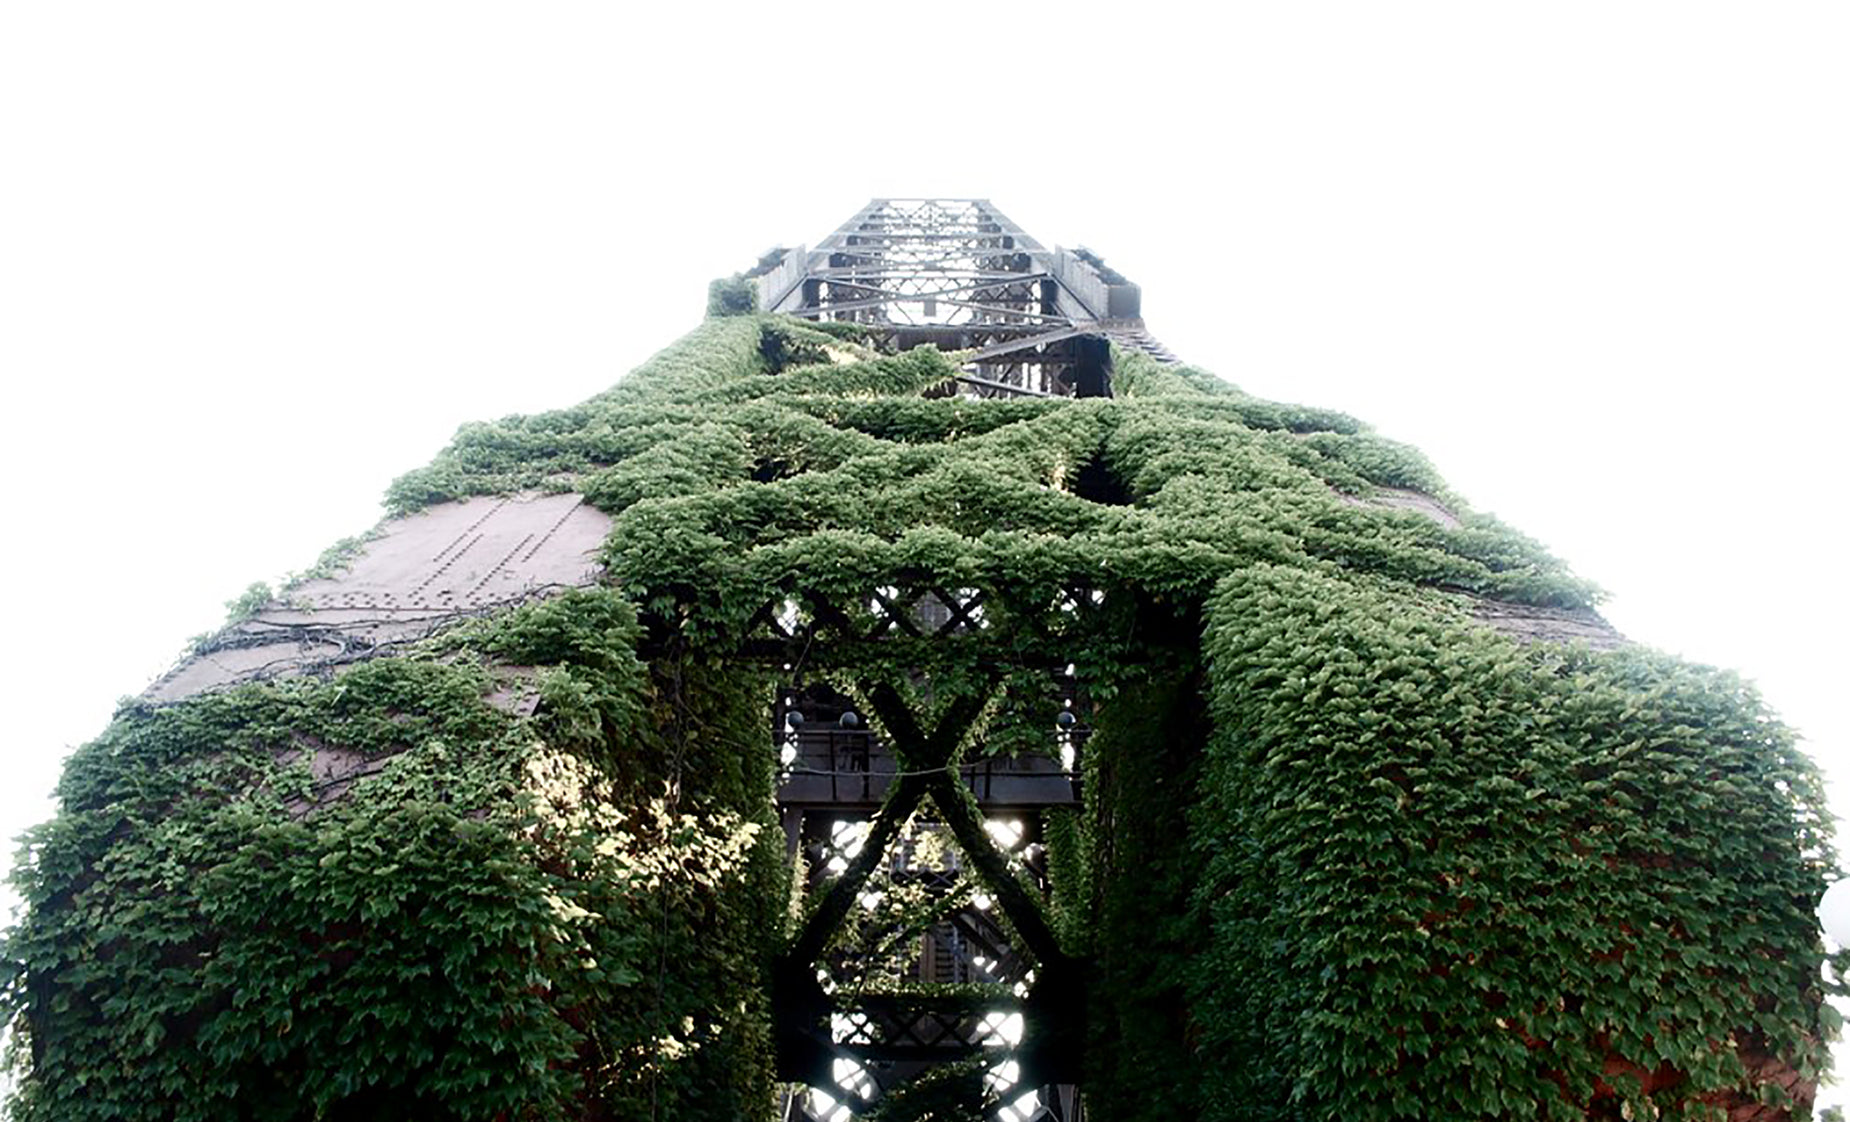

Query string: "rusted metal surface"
[1335, 488, 1627, 648]
[145, 492, 611, 702]
[1360, 485, 1465, 529]
[1467, 595, 1627, 649]
[275, 736, 389, 818]
[1336, 484, 1465, 529]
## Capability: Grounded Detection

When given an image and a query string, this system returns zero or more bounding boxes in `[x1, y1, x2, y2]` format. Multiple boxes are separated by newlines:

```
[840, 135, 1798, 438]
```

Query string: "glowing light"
[829, 819, 870, 865]
[984, 818, 1023, 849]
[984, 1057, 1022, 1094]
[830, 1056, 875, 1102]
[993, 1086, 1043, 1122]
[979, 1010, 1025, 1046]
[807, 1086, 850, 1122]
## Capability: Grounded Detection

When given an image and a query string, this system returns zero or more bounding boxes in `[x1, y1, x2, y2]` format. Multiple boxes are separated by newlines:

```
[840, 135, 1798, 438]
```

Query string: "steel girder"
[749, 199, 1177, 399]
[770, 680, 1086, 1122]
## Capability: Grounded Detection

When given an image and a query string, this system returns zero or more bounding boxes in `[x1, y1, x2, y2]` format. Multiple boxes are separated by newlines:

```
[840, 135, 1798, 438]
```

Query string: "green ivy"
[4, 594, 783, 1121]
[1192, 566, 1831, 1120]
[706, 275, 758, 318]
[4, 309, 1832, 1121]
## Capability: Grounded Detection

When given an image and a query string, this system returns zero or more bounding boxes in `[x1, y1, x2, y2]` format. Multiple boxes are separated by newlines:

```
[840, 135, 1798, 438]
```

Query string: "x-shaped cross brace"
[774, 680, 1084, 1089]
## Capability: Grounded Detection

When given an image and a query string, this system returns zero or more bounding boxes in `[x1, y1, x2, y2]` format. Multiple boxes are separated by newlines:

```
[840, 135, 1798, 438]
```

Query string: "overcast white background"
[3, 0, 1846, 1107]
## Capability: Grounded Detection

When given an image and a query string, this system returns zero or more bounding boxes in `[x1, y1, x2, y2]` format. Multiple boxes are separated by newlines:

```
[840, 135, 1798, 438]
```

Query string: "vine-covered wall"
[3, 311, 1833, 1120]
[1192, 568, 1829, 1120]
[5, 588, 784, 1122]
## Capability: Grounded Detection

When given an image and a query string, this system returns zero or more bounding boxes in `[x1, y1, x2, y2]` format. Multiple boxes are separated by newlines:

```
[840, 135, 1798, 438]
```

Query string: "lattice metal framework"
[757, 588, 1102, 1121]
[746, 200, 1177, 1120]
[750, 199, 1177, 399]
[771, 686, 1089, 1122]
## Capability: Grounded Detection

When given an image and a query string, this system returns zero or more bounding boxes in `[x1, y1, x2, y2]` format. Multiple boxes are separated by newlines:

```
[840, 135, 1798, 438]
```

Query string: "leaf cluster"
[4, 594, 784, 1121]
[7, 309, 1830, 1122]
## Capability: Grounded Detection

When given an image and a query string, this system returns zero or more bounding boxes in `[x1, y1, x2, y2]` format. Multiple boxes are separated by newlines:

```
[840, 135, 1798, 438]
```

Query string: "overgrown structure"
[3, 200, 1833, 1121]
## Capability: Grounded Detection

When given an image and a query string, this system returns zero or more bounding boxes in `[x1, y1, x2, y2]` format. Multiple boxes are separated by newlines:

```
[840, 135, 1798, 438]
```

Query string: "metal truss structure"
[750, 199, 1177, 399]
[742, 201, 1183, 1120]
[750, 584, 1108, 1122]
[770, 674, 1089, 1122]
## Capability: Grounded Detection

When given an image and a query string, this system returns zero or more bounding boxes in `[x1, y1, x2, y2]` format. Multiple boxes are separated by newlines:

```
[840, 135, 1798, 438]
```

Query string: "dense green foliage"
[1083, 656, 1212, 1120]
[5, 312, 1832, 1120]
[706, 275, 758, 318]
[5, 592, 782, 1121]
[1194, 570, 1830, 1119]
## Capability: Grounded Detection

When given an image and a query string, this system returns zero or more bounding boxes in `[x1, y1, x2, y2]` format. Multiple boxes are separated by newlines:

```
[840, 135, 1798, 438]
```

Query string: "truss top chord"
[745, 199, 1176, 400]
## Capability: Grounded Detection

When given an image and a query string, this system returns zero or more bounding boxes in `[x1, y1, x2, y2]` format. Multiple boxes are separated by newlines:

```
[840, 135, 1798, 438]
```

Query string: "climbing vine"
[3, 310, 1832, 1120]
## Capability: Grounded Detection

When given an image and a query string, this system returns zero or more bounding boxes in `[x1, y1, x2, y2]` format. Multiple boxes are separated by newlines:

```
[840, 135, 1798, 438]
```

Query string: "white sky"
[3, 0, 1847, 1105]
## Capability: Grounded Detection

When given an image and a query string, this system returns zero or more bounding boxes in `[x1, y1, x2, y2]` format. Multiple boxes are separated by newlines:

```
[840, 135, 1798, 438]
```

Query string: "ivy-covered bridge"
[2, 200, 1831, 1122]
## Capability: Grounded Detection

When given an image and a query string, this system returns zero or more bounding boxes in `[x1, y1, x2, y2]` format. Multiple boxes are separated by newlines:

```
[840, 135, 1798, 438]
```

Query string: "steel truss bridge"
[749, 198, 1176, 399]
[739, 200, 1183, 1120]
[763, 600, 1094, 1122]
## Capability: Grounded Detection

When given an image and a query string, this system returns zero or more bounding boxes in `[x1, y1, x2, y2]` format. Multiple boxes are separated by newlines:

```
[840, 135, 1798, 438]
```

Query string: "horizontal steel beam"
[964, 326, 1093, 362]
